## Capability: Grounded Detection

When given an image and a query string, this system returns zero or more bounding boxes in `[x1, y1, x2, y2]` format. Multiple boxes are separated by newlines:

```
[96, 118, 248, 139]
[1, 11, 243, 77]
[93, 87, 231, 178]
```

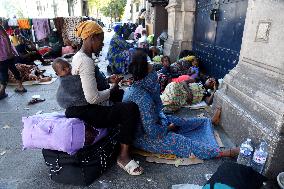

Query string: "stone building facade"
[162, 0, 284, 178]
[163, 0, 195, 60]
[214, 0, 284, 178]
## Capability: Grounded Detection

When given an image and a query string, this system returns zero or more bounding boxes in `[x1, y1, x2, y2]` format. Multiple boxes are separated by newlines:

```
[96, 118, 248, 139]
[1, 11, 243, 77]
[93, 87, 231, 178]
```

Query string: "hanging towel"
[62, 17, 82, 45]
[53, 17, 64, 35]
[32, 19, 50, 41]
[17, 19, 31, 29]
[8, 18, 18, 27]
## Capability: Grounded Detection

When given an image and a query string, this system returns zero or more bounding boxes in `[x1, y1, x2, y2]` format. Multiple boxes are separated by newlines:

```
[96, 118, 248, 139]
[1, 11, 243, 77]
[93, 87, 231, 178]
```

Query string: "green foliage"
[100, 0, 127, 21]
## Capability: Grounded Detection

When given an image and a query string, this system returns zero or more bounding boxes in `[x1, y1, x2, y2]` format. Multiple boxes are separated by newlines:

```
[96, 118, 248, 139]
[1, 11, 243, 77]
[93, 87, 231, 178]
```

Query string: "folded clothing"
[22, 112, 108, 155]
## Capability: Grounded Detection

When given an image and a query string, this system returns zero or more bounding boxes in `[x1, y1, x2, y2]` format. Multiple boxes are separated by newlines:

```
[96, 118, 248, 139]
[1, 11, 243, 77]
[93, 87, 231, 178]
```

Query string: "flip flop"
[117, 160, 143, 176]
[0, 93, 8, 100]
[14, 88, 27, 93]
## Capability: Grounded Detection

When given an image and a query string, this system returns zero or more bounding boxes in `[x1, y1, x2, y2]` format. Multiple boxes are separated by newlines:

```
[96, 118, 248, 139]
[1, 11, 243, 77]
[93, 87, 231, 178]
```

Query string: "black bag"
[42, 129, 119, 186]
[205, 162, 267, 189]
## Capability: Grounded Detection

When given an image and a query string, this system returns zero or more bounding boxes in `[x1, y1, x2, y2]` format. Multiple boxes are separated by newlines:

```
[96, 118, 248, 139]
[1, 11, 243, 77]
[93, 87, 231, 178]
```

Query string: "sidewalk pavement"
[0, 75, 236, 189]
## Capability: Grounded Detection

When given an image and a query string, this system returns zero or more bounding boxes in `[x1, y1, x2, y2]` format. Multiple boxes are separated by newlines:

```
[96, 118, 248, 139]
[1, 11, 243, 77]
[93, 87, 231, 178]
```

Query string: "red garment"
[171, 75, 191, 83]
[38, 47, 52, 55]
[5, 28, 14, 36]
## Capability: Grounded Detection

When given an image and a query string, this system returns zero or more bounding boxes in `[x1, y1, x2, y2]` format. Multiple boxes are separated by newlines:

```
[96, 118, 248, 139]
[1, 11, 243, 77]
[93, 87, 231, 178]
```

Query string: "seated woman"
[15, 35, 47, 65]
[8, 64, 51, 83]
[107, 25, 133, 74]
[123, 49, 239, 160]
[64, 21, 143, 176]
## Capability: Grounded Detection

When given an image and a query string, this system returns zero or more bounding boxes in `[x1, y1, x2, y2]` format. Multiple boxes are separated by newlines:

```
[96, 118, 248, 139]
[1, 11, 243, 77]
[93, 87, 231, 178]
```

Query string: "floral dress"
[107, 34, 132, 74]
[123, 71, 220, 159]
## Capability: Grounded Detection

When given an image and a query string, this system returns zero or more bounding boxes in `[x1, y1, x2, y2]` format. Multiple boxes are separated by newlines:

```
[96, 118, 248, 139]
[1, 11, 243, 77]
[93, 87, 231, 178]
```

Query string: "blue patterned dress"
[123, 71, 220, 159]
[107, 34, 133, 74]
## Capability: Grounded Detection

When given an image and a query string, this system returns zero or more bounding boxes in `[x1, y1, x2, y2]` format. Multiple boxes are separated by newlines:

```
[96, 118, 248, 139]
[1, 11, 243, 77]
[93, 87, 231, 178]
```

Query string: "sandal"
[0, 93, 8, 100]
[28, 98, 45, 105]
[117, 160, 143, 176]
[14, 88, 27, 93]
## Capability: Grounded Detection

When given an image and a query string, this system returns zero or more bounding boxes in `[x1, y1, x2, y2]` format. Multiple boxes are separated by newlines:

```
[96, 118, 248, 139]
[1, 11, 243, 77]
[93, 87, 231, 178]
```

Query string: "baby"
[187, 57, 199, 80]
[52, 57, 72, 77]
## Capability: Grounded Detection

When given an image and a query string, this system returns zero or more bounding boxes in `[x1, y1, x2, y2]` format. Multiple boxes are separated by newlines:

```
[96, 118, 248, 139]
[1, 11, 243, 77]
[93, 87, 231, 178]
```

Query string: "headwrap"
[114, 25, 124, 36]
[75, 21, 103, 40]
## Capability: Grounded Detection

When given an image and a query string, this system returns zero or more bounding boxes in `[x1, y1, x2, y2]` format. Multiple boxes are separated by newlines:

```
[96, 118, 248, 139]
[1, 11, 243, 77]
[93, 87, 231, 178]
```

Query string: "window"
[136, 3, 139, 12]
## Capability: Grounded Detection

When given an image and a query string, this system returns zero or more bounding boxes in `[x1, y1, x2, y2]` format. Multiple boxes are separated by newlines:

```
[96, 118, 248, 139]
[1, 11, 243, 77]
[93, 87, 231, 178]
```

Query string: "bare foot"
[218, 147, 240, 158]
[212, 106, 222, 126]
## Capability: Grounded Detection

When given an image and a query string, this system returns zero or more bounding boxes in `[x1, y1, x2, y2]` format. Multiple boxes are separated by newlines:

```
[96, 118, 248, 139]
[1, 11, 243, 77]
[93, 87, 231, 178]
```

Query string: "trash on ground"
[32, 95, 41, 99]
[2, 125, 10, 129]
[146, 156, 203, 166]
[36, 110, 43, 115]
[0, 151, 6, 156]
[204, 173, 213, 181]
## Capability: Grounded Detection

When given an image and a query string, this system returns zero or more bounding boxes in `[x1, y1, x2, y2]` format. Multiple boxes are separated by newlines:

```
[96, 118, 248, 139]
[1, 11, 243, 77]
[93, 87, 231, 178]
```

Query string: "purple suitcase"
[22, 112, 107, 155]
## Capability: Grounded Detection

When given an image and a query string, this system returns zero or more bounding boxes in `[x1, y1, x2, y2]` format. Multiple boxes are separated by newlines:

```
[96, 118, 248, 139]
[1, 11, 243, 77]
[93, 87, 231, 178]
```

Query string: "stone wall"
[163, 0, 195, 61]
[214, 0, 284, 178]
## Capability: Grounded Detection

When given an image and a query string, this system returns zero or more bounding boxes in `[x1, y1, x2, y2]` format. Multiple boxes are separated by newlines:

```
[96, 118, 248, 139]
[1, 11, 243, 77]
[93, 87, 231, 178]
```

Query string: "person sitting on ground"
[59, 21, 143, 176]
[15, 35, 47, 65]
[187, 57, 199, 80]
[123, 49, 239, 160]
[157, 56, 176, 92]
[171, 57, 200, 83]
[161, 77, 219, 112]
[0, 25, 26, 100]
[8, 64, 51, 83]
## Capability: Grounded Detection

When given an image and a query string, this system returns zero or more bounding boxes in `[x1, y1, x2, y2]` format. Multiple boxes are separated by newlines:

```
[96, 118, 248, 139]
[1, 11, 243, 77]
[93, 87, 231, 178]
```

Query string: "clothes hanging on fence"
[62, 17, 82, 45]
[53, 17, 64, 35]
[32, 19, 50, 41]
[8, 18, 18, 27]
[17, 19, 31, 29]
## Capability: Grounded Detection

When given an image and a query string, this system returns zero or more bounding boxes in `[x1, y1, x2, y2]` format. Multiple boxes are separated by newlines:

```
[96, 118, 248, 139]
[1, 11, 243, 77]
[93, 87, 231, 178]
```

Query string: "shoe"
[117, 160, 143, 176]
[28, 98, 45, 105]
[14, 88, 27, 93]
[0, 93, 8, 100]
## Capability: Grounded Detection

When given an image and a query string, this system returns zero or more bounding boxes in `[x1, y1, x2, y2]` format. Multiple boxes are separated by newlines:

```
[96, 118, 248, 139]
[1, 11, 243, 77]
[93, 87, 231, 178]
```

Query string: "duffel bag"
[22, 112, 108, 155]
[42, 129, 119, 186]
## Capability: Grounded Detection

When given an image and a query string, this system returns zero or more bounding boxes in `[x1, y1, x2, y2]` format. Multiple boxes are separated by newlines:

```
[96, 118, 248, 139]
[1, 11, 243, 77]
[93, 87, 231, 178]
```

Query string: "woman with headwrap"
[65, 21, 143, 176]
[106, 24, 133, 74]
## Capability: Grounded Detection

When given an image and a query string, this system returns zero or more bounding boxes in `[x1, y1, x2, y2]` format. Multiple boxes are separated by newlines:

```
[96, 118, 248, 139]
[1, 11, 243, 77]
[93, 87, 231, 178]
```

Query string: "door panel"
[193, 0, 248, 78]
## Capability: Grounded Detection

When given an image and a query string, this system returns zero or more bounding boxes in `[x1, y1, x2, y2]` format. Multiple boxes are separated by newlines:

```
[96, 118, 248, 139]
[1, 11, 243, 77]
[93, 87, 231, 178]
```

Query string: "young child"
[159, 56, 171, 76]
[187, 57, 199, 80]
[52, 57, 72, 77]
[158, 56, 173, 92]
[52, 57, 88, 109]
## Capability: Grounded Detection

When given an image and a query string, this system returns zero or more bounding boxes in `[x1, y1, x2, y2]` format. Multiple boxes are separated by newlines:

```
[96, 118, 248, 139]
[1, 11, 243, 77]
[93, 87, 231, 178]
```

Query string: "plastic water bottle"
[251, 141, 268, 174]
[237, 138, 254, 166]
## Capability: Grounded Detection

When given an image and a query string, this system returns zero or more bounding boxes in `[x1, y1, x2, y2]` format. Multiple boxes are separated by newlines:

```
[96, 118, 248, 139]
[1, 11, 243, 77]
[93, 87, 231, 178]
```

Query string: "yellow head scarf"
[75, 21, 103, 40]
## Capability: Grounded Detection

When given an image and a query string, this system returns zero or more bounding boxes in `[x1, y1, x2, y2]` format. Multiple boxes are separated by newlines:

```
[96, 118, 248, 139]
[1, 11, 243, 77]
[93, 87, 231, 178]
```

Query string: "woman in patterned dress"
[107, 25, 133, 74]
[123, 49, 239, 160]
